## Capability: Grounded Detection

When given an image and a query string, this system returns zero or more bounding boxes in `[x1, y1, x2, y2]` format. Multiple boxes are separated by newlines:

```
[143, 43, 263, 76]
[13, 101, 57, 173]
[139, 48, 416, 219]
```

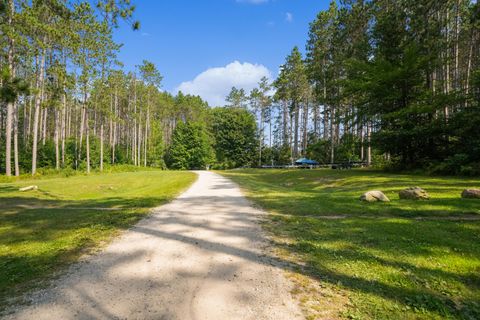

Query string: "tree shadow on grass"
[2, 175, 479, 319]
[0, 194, 180, 309]
[251, 189, 480, 217]
[265, 214, 480, 319]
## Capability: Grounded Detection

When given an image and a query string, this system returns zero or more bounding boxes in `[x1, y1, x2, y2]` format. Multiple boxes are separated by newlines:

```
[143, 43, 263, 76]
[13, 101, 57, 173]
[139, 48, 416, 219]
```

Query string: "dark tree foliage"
[165, 121, 214, 170]
[310, 0, 480, 175]
[210, 107, 258, 169]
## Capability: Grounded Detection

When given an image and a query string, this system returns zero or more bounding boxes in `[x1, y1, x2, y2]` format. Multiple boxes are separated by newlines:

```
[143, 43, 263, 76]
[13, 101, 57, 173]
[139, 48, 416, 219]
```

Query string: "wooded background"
[1, 0, 479, 175]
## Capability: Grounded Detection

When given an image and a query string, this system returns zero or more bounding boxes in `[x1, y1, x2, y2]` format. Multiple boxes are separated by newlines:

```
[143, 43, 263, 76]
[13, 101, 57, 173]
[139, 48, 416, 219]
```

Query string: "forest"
[1, 0, 479, 176]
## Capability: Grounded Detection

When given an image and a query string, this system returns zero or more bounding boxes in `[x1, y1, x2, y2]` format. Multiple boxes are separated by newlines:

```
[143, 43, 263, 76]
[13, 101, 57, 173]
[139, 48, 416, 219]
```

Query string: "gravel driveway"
[4, 171, 303, 320]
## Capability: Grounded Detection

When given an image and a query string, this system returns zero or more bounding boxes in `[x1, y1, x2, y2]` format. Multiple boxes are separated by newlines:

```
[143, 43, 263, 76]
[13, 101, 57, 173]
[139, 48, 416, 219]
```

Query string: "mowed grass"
[220, 169, 480, 320]
[0, 170, 196, 310]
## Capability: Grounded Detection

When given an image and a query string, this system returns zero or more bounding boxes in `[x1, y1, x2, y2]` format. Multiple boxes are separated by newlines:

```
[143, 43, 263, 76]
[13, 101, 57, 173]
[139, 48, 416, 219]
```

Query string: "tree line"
[1, 0, 479, 175]
[0, 0, 227, 175]
[228, 0, 480, 175]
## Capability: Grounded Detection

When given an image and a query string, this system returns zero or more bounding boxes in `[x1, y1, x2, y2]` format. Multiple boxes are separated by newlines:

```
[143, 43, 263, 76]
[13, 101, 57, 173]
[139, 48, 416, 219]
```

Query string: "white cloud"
[285, 12, 293, 23]
[176, 61, 272, 107]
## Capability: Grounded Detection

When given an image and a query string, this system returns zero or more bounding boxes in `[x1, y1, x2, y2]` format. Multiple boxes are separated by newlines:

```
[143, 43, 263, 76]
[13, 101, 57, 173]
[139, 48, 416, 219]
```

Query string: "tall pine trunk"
[302, 101, 309, 156]
[86, 112, 90, 174]
[100, 123, 104, 171]
[293, 102, 299, 158]
[367, 121, 372, 166]
[13, 101, 20, 176]
[330, 106, 335, 164]
[258, 107, 263, 167]
[144, 106, 149, 167]
[54, 110, 60, 170]
[61, 93, 67, 167]
[32, 50, 46, 176]
[5, 0, 15, 176]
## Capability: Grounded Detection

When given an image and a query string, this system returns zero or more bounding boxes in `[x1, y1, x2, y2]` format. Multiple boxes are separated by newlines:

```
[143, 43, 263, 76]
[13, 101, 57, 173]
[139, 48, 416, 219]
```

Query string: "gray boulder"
[399, 187, 430, 200]
[360, 191, 390, 202]
[461, 189, 480, 199]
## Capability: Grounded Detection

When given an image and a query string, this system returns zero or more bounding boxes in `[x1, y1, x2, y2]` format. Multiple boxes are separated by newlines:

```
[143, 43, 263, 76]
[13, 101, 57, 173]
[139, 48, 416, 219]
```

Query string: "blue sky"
[114, 0, 330, 106]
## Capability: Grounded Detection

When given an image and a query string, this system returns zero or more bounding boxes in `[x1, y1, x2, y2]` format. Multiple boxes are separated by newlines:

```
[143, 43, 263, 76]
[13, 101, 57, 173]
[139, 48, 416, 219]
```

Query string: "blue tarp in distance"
[295, 158, 319, 165]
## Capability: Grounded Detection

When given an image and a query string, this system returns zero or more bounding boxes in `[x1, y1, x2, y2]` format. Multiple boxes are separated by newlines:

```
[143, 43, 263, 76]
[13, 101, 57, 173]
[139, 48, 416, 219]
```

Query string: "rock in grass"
[360, 191, 390, 202]
[19, 185, 38, 192]
[399, 187, 429, 200]
[461, 189, 480, 199]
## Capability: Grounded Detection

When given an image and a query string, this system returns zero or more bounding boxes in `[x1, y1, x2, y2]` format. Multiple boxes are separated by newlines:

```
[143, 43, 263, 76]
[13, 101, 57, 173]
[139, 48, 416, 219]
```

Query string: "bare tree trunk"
[465, 30, 474, 107]
[67, 100, 72, 137]
[112, 90, 118, 164]
[5, 98, 13, 176]
[289, 114, 294, 164]
[258, 108, 263, 167]
[323, 106, 328, 140]
[269, 112, 272, 148]
[27, 96, 33, 141]
[13, 101, 20, 176]
[293, 103, 299, 158]
[86, 112, 90, 174]
[138, 123, 142, 166]
[134, 77, 138, 166]
[79, 87, 88, 169]
[100, 123, 104, 171]
[32, 49, 46, 176]
[42, 107, 47, 145]
[282, 101, 288, 146]
[444, 8, 451, 121]
[454, 0, 460, 94]
[54, 110, 60, 170]
[61, 94, 67, 167]
[109, 94, 113, 147]
[5, 0, 15, 176]
[367, 121, 372, 166]
[302, 101, 309, 156]
[360, 122, 364, 161]
[79, 103, 85, 162]
[330, 106, 335, 164]
[144, 107, 149, 167]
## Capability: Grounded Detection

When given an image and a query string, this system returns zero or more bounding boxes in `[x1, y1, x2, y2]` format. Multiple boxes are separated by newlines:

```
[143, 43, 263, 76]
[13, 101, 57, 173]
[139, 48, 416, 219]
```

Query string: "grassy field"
[220, 169, 480, 320]
[0, 170, 196, 310]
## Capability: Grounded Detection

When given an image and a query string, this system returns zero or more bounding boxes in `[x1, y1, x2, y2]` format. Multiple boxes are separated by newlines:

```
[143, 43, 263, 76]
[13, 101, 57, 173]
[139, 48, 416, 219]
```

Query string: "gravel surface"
[4, 171, 303, 320]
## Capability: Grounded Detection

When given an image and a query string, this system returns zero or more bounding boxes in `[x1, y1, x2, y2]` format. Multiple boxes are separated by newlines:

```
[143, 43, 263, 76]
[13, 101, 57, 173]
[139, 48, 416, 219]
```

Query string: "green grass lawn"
[220, 169, 480, 320]
[0, 170, 196, 310]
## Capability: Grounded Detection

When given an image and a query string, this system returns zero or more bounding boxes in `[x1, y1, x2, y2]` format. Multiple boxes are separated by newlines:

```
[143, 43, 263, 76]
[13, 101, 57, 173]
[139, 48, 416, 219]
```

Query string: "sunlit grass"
[0, 170, 196, 310]
[221, 169, 480, 319]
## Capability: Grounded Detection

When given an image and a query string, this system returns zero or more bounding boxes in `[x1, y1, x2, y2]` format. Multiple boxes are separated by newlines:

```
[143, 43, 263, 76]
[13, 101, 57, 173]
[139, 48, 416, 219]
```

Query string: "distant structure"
[294, 158, 319, 166]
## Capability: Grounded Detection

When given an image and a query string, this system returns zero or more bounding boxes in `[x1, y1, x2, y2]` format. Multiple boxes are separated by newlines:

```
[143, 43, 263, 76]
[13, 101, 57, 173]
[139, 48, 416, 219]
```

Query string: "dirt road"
[4, 171, 303, 320]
